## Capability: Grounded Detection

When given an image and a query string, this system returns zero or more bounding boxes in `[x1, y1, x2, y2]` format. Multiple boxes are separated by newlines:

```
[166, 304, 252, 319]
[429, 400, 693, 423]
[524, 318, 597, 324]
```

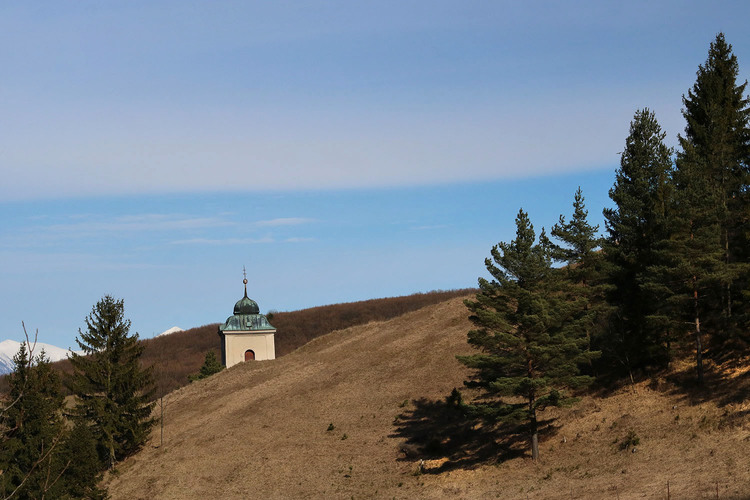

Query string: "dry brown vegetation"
[103, 295, 750, 500]
[142, 289, 474, 397]
[0, 289, 474, 398]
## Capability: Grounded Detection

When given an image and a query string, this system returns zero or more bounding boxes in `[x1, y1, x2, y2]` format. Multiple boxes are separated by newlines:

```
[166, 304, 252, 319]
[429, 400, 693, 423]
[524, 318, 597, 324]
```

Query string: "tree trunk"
[528, 359, 539, 461]
[529, 398, 539, 461]
[725, 229, 732, 321]
[694, 283, 704, 386]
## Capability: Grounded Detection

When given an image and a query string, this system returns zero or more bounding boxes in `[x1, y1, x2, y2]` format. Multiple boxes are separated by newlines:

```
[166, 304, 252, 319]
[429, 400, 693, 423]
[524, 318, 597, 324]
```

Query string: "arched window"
[244, 350, 255, 361]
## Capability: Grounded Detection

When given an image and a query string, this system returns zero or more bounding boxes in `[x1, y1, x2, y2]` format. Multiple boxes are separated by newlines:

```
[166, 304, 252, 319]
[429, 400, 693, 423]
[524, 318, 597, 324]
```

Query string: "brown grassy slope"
[139, 289, 473, 397]
[0, 289, 472, 397]
[104, 296, 750, 500]
[140, 289, 473, 397]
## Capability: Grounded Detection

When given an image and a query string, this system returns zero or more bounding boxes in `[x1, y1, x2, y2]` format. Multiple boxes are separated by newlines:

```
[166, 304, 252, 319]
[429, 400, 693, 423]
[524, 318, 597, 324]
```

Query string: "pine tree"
[603, 108, 674, 377]
[550, 188, 608, 362]
[0, 344, 68, 499]
[661, 166, 723, 385]
[458, 209, 594, 461]
[677, 32, 750, 338]
[69, 295, 156, 469]
[188, 350, 224, 382]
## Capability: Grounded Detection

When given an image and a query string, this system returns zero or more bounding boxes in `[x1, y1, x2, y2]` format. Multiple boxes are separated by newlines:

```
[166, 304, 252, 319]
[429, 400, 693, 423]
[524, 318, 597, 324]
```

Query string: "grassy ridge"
[0, 289, 473, 397]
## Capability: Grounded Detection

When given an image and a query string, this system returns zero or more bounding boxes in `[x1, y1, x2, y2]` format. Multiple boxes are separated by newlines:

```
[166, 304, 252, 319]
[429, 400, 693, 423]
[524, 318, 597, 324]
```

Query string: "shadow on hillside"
[658, 359, 750, 409]
[390, 397, 531, 473]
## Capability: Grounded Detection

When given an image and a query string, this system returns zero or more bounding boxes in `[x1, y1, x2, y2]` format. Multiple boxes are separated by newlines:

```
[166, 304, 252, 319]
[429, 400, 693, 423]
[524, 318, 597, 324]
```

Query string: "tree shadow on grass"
[654, 351, 750, 409]
[389, 396, 552, 473]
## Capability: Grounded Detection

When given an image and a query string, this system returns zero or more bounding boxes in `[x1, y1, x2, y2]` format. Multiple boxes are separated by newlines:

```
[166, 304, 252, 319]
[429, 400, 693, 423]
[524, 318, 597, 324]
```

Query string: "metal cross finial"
[242, 266, 248, 297]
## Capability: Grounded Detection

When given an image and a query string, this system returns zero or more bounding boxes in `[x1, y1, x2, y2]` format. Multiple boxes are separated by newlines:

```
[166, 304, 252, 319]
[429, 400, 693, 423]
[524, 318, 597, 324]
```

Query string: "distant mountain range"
[0, 339, 81, 375]
[0, 326, 186, 375]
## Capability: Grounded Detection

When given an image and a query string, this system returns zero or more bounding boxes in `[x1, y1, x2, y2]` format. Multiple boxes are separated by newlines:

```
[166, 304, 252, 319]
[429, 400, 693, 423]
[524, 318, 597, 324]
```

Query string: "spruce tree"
[0, 345, 68, 499]
[69, 295, 156, 469]
[677, 32, 750, 338]
[59, 421, 107, 499]
[458, 209, 594, 461]
[603, 108, 674, 376]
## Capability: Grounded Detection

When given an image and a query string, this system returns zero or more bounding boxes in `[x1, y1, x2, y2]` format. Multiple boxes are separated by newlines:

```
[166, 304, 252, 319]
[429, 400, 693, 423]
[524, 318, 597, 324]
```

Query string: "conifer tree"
[677, 32, 750, 337]
[551, 188, 608, 360]
[459, 209, 594, 460]
[59, 421, 107, 499]
[603, 108, 674, 376]
[70, 295, 156, 469]
[188, 350, 224, 382]
[0, 344, 68, 499]
[659, 164, 723, 385]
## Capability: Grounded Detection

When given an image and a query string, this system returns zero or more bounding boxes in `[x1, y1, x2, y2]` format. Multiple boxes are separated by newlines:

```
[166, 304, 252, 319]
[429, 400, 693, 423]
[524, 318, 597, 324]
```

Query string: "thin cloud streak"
[170, 237, 275, 245]
[284, 237, 315, 243]
[41, 214, 234, 234]
[255, 218, 316, 227]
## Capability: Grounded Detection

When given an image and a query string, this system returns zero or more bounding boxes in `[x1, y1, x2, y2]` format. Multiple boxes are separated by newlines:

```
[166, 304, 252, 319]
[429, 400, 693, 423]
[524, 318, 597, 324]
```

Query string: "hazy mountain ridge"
[0, 339, 81, 375]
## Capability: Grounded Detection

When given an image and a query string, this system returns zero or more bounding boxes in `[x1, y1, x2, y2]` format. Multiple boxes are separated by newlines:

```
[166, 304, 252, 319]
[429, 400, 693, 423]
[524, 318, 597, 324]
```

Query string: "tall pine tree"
[550, 187, 608, 364]
[677, 32, 750, 339]
[459, 209, 594, 460]
[69, 295, 156, 469]
[603, 108, 674, 377]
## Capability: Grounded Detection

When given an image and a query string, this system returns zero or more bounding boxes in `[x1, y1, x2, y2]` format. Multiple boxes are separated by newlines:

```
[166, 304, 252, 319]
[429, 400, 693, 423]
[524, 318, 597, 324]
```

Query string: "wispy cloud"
[170, 237, 275, 245]
[284, 237, 315, 243]
[255, 217, 316, 227]
[43, 214, 234, 234]
[0, 251, 170, 273]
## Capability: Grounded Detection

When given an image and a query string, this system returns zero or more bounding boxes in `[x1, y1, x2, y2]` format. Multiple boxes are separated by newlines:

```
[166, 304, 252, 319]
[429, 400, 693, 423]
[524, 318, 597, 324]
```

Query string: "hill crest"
[104, 296, 750, 499]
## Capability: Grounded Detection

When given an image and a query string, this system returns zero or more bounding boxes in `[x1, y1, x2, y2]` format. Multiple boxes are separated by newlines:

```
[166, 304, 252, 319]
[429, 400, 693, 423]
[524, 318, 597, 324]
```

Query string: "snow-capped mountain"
[157, 326, 184, 337]
[0, 339, 80, 375]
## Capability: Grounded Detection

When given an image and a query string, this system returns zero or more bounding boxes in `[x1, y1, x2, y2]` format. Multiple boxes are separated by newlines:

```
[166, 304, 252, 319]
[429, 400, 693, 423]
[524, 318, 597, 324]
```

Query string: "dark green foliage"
[662, 159, 724, 385]
[677, 32, 750, 343]
[59, 422, 107, 499]
[188, 350, 224, 382]
[0, 343, 105, 499]
[458, 209, 594, 460]
[0, 344, 67, 499]
[69, 295, 156, 469]
[603, 108, 675, 375]
[551, 188, 608, 366]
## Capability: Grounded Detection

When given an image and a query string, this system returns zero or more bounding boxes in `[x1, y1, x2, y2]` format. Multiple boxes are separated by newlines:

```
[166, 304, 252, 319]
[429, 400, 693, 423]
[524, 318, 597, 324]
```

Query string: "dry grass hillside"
[0, 289, 472, 397]
[105, 296, 750, 500]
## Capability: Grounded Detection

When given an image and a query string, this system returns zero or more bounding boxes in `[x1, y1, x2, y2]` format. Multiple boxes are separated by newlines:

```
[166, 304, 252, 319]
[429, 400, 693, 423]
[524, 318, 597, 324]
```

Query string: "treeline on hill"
[454, 33, 750, 461]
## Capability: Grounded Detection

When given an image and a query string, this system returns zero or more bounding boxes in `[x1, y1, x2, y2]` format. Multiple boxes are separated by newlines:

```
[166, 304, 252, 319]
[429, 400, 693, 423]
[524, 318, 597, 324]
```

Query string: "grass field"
[103, 295, 750, 499]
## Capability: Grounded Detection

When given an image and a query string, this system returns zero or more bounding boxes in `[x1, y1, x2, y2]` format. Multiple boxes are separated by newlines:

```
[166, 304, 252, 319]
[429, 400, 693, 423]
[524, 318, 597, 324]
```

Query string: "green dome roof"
[219, 279, 275, 333]
[234, 295, 259, 315]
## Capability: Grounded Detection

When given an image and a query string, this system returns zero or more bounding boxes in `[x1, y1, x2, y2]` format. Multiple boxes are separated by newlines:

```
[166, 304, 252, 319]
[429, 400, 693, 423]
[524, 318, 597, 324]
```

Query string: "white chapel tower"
[218, 274, 276, 368]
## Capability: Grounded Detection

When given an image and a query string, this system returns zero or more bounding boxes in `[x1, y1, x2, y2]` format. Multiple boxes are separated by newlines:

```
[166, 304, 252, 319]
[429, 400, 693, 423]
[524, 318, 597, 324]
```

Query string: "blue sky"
[1, 1, 749, 349]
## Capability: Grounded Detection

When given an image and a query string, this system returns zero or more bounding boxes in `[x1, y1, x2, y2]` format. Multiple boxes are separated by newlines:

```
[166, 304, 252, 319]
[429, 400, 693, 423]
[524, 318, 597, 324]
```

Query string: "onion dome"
[220, 276, 275, 332]
[234, 293, 260, 315]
